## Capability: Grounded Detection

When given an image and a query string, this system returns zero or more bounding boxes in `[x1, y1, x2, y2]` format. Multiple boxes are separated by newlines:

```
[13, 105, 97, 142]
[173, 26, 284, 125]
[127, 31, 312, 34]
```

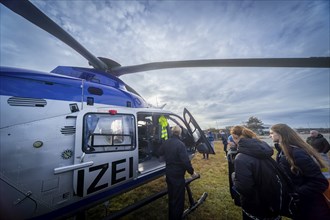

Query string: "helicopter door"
[183, 108, 215, 154]
[72, 112, 136, 197]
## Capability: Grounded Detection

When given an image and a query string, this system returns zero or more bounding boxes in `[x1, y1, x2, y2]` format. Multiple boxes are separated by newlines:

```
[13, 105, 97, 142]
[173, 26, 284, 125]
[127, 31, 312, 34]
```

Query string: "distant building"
[258, 124, 271, 135]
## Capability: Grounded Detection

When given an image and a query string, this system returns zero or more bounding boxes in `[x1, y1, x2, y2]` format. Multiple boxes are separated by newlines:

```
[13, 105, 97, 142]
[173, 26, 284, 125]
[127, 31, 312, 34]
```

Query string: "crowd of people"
[159, 123, 330, 220]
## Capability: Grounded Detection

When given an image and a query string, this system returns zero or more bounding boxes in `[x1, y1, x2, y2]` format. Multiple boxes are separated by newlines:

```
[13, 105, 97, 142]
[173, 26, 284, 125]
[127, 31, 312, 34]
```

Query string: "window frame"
[82, 112, 136, 153]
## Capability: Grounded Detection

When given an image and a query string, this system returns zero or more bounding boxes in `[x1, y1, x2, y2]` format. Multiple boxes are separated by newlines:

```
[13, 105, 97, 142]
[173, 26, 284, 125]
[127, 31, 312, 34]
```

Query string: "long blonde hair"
[230, 125, 261, 141]
[270, 123, 326, 174]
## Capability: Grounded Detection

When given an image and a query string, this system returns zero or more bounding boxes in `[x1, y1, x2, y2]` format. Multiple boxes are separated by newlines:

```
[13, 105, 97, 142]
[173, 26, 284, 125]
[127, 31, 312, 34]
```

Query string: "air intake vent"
[7, 97, 47, 107]
[61, 126, 76, 135]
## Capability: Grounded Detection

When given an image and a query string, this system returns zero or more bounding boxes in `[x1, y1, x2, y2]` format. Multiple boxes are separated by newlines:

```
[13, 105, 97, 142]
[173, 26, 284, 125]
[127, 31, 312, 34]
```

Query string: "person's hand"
[191, 172, 199, 179]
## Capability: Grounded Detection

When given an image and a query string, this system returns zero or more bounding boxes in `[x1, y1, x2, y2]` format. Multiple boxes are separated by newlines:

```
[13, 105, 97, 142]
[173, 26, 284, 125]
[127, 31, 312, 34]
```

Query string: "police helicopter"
[1, 1, 329, 220]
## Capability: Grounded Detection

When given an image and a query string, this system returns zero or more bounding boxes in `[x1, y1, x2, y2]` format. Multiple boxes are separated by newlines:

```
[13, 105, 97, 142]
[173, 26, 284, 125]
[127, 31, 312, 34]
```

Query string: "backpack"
[257, 158, 299, 218]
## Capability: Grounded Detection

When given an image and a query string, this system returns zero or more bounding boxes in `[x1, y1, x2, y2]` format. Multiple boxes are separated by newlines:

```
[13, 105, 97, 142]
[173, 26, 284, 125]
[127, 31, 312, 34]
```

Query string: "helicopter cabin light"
[108, 110, 118, 115]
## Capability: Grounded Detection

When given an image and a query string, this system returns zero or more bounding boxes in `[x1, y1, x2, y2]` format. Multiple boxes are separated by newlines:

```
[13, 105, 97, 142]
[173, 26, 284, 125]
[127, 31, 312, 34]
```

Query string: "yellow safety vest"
[158, 116, 168, 140]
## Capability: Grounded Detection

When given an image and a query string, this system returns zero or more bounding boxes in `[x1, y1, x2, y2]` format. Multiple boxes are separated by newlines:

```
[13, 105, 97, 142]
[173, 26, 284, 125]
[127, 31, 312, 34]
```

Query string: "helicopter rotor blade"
[2, 1, 329, 77]
[111, 57, 330, 76]
[1, 0, 110, 70]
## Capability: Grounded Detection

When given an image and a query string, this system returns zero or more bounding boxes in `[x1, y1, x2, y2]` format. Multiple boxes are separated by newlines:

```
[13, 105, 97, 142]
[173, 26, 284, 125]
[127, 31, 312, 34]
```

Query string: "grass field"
[83, 133, 330, 219]
[86, 141, 242, 220]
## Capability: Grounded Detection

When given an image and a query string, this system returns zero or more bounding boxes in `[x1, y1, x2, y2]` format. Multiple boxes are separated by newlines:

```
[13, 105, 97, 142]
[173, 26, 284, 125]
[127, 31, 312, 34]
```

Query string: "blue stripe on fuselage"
[0, 66, 148, 108]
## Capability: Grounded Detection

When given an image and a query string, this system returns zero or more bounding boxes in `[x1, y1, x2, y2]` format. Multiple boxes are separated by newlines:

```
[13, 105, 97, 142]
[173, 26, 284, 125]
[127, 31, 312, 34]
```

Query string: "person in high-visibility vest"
[158, 115, 168, 140]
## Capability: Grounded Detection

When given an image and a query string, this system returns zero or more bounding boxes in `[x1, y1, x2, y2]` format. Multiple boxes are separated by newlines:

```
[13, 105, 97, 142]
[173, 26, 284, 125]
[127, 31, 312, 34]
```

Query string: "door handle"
[54, 161, 94, 174]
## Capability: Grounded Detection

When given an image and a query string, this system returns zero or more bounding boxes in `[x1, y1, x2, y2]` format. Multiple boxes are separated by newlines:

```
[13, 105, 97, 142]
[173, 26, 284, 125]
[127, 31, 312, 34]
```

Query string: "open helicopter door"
[183, 108, 215, 155]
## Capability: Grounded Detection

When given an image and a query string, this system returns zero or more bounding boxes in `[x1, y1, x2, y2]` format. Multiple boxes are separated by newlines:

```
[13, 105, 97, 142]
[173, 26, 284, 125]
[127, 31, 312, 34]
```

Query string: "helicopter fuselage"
[0, 66, 210, 219]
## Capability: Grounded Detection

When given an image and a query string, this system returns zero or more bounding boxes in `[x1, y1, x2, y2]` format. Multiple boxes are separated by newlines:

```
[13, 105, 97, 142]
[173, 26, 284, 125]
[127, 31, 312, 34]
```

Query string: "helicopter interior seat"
[138, 126, 152, 162]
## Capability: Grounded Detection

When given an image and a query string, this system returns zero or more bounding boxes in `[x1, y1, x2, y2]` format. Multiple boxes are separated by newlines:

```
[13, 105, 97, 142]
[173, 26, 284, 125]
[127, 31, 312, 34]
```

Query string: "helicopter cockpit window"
[83, 113, 135, 153]
[184, 114, 200, 142]
[167, 115, 195, 153]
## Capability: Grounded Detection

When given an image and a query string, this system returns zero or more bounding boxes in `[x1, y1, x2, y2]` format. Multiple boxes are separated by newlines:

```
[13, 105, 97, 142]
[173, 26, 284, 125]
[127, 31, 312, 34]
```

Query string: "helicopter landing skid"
[106, 174, 206, 219]
[182, 178, 208, 219]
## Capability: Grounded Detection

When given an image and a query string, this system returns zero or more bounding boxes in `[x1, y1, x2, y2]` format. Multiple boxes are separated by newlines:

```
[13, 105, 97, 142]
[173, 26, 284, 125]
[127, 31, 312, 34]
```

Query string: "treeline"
[205, 116, 330, 138]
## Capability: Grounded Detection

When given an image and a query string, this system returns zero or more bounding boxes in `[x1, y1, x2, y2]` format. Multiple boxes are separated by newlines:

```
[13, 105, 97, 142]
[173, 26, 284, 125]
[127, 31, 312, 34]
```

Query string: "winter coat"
[233, 138, 275, 218]
[220, 133, 228, 145]
[208, 132, 215, 142]
[277, 146, 330, 220]
[306, 134, 330, 154]
[158, 135, 194, 177]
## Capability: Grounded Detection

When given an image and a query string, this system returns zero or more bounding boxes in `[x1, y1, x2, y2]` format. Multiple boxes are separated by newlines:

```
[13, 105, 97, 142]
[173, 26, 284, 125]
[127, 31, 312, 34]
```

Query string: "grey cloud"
[1, 1, 329, 129]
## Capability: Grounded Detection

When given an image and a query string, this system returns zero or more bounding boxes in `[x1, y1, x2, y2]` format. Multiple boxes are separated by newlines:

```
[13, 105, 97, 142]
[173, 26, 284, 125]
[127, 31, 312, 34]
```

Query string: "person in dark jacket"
[307, 130, 330, 176]
[306, 130, 330, 154]
[270, 124, 330, 220]
[158, 125, 197, 220]
[231, 125, 280, 220]
[220, 130, 228, 155]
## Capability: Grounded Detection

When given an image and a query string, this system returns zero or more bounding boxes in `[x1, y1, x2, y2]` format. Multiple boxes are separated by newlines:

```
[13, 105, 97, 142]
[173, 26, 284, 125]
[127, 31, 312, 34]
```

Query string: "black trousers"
[166, 175, 185, 220]
[223, 143, 228, 155]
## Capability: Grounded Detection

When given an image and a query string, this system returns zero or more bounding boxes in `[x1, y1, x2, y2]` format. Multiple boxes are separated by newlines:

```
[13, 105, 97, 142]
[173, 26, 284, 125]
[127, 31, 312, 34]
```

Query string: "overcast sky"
[1, 0, 329, 129]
